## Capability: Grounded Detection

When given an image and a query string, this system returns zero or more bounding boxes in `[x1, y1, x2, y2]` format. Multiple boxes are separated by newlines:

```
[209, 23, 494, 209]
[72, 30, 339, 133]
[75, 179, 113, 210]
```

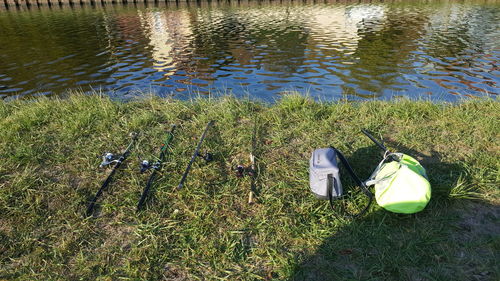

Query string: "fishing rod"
[248, 117, 258, 204]
[137, 125, 177, 211]
[235, 117, 258, 204]
[248, 154, 256, 204]
[235, 159, 256, 195]
[86, 132, 139, 217]
[361, 129, 399, 161]
[177, 120, 215, 190]
[361, 129, 388, 153]
[235, 154, 257, 203]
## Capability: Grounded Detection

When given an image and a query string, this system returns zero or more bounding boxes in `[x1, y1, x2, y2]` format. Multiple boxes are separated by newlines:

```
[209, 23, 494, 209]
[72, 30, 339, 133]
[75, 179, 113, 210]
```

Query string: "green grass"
[0, 94, 498, 280]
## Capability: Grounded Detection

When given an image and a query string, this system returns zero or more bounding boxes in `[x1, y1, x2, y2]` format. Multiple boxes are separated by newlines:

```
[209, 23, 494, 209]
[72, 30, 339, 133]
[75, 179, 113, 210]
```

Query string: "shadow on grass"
[289, 143, 498, 280]
[84, 161, 135, 218]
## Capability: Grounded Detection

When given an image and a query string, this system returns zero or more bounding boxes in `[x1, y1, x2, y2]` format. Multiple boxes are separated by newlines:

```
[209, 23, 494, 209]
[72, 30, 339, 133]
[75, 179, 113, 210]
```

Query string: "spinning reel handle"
[139, 159, 162, 173]
[234, 164, 255, 178]
[197, 151, 213, 162]
[140, 160, 150, 173]
[100, 153, 117, 168]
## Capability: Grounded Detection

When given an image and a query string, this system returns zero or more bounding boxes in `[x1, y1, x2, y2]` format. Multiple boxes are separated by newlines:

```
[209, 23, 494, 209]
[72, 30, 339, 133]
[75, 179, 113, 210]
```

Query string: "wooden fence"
[1, 0, 331, 9]
[3, 0, 495, 10]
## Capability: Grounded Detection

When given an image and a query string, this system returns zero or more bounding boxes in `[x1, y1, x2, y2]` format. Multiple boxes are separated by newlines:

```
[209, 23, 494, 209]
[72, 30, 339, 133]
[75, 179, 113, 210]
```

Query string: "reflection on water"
[0, 1, 498, 101]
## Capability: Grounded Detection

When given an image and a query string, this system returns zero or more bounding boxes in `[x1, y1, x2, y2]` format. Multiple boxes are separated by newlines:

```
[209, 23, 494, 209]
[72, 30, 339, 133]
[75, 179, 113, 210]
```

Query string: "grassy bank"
[0, 94, 498, 280]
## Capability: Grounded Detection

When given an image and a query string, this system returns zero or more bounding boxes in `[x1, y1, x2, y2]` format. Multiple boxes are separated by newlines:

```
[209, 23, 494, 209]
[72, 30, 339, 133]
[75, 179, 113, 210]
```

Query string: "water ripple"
[0, 1, 498, 101]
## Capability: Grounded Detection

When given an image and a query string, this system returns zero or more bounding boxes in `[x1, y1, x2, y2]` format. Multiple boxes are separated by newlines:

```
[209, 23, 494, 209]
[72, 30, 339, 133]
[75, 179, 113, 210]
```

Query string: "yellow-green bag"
[365, 153, 431, 214]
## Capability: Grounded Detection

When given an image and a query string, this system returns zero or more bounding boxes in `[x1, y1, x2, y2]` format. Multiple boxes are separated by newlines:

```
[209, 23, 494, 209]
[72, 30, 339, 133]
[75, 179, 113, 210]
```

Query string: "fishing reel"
[196, 151, 213, 162]
[139, 159, 161, 173]
[99, 153, 119, 168]
[234, 165, 255, 178]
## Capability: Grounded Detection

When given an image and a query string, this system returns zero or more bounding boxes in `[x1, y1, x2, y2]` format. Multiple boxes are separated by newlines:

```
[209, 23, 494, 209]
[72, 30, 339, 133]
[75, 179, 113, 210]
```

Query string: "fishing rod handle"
[177, 146, 202, 189]
[177, 154, 195, 190]
[361, 129, 388, 153]
[137, 171, 157, 211]
[248, 191, 255, 204]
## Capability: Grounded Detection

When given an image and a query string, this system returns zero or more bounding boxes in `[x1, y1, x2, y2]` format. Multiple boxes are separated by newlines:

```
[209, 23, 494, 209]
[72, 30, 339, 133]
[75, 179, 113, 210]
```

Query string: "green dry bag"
[365, 153, 431, 214]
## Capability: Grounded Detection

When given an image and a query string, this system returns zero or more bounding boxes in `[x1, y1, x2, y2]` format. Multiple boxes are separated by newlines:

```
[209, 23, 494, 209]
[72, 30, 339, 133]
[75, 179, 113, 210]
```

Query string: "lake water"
[0, 1, 499, 101]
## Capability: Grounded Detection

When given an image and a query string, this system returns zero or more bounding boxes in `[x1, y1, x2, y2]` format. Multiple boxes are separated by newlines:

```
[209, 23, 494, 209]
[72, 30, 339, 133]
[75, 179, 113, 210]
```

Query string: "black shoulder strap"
[327, 173, 343, 218]
[334, 148, 373, 197]
[328, 147, 373, 218]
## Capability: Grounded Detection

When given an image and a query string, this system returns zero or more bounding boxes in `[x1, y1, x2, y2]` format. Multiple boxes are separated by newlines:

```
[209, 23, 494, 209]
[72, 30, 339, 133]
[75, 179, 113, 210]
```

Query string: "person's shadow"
[289, 142, 499, 280]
